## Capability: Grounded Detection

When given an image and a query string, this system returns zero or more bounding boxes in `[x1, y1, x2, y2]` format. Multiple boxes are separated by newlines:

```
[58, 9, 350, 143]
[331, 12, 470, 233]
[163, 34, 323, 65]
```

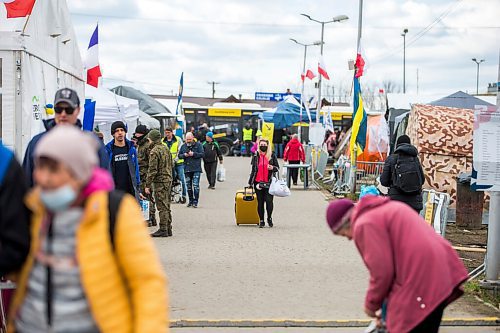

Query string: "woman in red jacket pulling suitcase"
[248, 139, 279, 228]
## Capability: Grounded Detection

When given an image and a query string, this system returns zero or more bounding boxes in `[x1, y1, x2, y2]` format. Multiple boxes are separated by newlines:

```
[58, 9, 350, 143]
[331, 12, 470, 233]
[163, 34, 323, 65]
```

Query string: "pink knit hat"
[34, 126, 99, 183]
[326, 199, 355, 233]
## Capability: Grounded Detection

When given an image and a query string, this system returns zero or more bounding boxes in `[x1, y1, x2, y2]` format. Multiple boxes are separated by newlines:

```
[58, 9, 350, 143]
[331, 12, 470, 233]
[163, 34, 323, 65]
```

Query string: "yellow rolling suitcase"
[235, 186, 260, 225]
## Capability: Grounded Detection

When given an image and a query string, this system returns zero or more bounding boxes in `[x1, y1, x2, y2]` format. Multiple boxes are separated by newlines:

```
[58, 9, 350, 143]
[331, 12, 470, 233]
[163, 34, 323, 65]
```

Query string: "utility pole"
[416, 68, 419, 95]
[207, 81, 220, 99]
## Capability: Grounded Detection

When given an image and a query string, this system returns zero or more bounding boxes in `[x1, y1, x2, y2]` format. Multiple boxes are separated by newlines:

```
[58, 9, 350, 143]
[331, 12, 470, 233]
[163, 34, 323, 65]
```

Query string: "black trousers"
[409, 301, 446, 333]
[204, 161, 217, 187]
[244, 141, 253, 156]
[288, 160, 300, 185]
[254, 185, 274, 221]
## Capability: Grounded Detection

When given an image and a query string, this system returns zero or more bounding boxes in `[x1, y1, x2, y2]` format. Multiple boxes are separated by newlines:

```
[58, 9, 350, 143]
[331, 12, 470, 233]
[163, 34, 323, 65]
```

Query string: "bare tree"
[382, 80, 402, 94]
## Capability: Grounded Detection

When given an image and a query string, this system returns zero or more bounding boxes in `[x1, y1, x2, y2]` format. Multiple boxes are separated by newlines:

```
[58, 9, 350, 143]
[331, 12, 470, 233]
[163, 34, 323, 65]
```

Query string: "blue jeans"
[274, 143, 284, 158]
[174, 163, 187, 197]
[185, 171, 201, 204]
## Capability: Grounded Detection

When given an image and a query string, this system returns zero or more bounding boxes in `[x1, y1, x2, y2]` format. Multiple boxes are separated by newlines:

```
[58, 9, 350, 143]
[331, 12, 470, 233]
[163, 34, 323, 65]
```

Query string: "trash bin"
[456, 173, 484, 229]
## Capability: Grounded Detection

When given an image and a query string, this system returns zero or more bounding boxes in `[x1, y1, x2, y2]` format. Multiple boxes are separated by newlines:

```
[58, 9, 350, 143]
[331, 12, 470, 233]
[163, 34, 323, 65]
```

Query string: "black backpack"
[392, 154, 423, 193]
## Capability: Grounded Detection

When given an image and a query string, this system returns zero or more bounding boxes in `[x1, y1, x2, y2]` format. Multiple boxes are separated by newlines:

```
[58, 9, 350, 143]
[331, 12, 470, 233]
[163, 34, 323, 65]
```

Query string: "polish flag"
[85, 24, 102, 88]
[1, 0, 36, 18]
[301, 69, 316, 81]
[318, 56, 330, 80]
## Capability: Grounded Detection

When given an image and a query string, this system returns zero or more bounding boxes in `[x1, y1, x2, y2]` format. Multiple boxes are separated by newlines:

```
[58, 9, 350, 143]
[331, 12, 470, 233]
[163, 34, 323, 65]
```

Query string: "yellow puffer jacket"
[8, 190, 169, 333]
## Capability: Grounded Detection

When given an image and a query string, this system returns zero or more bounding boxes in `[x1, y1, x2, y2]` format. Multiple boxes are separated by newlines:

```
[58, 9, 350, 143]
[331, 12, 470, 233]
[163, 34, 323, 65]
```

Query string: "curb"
[170, 318, 500, 328]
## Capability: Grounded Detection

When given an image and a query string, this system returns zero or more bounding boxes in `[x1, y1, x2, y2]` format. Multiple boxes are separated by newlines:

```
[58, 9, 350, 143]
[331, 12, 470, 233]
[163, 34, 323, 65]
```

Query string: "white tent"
[0, 0, 84, 157]
[85, 85, 141, 143]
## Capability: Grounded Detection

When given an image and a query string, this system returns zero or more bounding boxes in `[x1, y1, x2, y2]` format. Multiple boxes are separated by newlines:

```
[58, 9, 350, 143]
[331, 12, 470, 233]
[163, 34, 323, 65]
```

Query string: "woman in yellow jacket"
[8, 126, 168, 333]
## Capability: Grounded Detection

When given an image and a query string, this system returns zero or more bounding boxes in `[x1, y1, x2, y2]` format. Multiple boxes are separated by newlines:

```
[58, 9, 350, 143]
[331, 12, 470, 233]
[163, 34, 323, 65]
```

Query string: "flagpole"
[350, 0, 364, 195]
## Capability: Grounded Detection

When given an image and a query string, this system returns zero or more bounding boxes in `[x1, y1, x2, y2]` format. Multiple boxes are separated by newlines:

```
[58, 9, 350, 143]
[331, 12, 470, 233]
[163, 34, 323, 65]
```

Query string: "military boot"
[148, 216, 157, 227]
[151, 229, 168, 237]
[167, 226, 173, 237]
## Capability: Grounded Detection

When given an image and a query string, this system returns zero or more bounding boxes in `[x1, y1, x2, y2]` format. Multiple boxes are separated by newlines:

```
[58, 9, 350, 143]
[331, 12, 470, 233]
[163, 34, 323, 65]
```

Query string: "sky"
[67, 0, 500, 100]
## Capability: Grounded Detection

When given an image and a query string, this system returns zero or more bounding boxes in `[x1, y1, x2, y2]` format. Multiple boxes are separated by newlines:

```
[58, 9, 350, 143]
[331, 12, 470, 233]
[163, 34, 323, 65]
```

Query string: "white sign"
[472, 105, 500, 191]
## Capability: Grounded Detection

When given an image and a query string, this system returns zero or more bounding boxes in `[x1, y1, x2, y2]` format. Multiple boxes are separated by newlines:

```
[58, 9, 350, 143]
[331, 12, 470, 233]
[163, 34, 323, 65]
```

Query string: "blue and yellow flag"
[350, 75, 367, 163]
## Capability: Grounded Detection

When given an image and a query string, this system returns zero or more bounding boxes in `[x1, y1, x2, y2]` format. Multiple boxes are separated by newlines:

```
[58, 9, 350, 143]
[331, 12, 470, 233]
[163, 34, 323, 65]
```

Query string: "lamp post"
[472, 58, 485, 95]
[301, 14, 348, 122]
[290, 38, 322, 141]
[401, 28, 408, 94]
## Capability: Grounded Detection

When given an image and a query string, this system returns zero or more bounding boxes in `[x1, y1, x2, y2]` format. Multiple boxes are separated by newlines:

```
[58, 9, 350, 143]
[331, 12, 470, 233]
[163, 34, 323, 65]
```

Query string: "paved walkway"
[151, 157, 498, 330]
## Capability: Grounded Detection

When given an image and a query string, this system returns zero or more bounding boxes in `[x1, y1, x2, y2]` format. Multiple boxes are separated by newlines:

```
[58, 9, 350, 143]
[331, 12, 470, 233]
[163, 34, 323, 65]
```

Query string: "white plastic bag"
[269, 176, 291, 197]
[217, 166, 226, 182]
[140, 200, 150, 221]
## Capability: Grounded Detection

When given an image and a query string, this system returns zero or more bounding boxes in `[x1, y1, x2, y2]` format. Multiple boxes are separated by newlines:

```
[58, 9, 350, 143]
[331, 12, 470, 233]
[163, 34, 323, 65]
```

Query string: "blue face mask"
[40, 185, 77, 212]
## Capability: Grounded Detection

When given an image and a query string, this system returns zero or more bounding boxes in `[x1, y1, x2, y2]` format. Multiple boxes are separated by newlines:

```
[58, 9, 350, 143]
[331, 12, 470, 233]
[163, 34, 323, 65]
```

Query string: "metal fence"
[331, 158, 384, 195]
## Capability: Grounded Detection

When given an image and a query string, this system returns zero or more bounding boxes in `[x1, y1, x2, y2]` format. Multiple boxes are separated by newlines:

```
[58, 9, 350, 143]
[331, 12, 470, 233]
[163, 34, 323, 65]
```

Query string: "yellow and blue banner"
[349, 76, 367, 163]
[175, 72, 183, 116]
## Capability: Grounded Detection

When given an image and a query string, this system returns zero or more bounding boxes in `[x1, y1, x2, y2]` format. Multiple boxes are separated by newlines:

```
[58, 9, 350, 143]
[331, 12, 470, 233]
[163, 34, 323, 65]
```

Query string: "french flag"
[85, 24, 102, 88]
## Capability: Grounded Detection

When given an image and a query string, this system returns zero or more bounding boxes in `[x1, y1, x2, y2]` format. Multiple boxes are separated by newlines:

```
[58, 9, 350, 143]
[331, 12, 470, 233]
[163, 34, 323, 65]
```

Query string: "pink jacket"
[351, 195, 468, 333]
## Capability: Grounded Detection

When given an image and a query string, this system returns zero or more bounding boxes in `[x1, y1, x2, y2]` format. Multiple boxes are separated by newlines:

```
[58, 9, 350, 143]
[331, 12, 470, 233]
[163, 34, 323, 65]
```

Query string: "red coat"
[351, 195, 468, 333]
[283, 138, 305, 162]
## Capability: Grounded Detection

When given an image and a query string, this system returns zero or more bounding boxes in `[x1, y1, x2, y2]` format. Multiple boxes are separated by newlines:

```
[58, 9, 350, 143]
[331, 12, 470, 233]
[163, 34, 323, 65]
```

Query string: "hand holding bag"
[269, 176, 291, 197]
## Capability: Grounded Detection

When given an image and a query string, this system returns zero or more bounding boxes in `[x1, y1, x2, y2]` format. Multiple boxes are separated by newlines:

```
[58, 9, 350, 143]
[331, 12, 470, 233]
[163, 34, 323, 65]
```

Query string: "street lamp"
[472, 58, 485, 95]
[401, 28, 408, 94]
[290, 38, 322, 141]
[301, 13, 349, 122]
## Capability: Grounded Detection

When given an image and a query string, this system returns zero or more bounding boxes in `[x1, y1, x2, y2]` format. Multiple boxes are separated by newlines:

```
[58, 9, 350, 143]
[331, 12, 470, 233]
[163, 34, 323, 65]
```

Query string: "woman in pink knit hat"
[326, 196, 468, 333]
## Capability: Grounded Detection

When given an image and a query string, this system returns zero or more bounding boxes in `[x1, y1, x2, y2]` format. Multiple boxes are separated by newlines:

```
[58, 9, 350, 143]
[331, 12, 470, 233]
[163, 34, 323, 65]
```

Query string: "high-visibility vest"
[163, 136, 184, 164]
[243, 128, 253, 141]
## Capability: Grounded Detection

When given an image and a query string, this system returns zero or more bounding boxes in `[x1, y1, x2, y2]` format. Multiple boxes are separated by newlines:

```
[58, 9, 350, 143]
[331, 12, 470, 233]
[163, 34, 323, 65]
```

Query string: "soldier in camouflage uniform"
[134, 125, 157, 227]
[145, 129, 174, 237]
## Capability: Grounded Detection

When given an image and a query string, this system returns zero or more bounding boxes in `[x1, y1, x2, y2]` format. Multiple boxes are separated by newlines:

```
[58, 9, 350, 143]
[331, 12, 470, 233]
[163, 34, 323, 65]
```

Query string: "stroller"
[171, 166, 187, 204]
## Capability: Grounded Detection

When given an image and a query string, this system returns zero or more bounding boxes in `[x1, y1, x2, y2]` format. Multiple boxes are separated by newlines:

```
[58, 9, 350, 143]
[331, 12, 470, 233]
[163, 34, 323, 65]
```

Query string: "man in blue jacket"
[105, 121, 141, 201]
[178, 132, 204, 208]
[22, 88, 109, 187]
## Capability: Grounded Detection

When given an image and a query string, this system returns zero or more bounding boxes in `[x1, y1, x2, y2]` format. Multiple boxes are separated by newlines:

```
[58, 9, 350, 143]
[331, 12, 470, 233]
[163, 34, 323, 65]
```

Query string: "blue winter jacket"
[178, 141, 205, 173]
[105, 139, 141, 200]
[22, 119, 110, 187]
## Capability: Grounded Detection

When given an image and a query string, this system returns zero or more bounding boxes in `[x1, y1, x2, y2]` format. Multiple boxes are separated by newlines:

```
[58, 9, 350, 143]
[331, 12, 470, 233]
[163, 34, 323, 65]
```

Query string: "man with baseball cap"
[105, 121, 141, 201]
[326, 196, 468, 333]
[22, 88, 109, 187]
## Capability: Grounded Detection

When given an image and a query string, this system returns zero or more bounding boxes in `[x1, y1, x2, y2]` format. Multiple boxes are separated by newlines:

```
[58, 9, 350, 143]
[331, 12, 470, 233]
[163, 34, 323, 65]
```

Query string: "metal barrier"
[315, 150, 329, 179]
[331, 159, 384, 195]
[420, 189, 450, 237]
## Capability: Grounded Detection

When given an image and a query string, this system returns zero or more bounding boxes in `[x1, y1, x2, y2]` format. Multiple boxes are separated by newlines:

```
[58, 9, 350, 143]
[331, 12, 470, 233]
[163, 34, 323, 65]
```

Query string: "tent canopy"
[111, 86, 172, 116]
[264, 95, 316, 128]
[429, 91, 494, 109]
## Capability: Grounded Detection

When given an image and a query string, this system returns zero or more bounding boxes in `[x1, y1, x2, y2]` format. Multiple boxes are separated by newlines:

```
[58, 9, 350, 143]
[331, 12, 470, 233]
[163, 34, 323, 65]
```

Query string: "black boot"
[148, 216, 157, 227]
[259, 221, 265, 228]
[167, 226, 173, 237]
[267, 218, 273, 228]
[151, 229, 168, 237]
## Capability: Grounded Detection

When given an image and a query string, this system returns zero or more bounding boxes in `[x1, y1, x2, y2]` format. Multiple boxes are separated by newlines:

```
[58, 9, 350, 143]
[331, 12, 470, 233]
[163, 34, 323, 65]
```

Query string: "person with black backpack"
[380, 135, 425, 212]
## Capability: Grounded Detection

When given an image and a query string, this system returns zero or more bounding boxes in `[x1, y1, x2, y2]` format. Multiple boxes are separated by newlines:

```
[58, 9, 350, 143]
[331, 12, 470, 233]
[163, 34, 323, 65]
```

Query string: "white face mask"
[40, 185, 77, 212]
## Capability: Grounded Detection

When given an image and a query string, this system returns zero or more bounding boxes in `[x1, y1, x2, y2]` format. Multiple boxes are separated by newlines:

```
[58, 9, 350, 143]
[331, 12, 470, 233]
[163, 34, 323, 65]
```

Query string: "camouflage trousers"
[153, 182, 172, 232]
[140, 181, 156, 221]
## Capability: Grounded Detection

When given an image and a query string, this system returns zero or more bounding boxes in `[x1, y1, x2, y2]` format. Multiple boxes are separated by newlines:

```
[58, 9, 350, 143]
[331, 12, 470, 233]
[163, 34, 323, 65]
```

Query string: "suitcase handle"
[243, 186, 254, 200]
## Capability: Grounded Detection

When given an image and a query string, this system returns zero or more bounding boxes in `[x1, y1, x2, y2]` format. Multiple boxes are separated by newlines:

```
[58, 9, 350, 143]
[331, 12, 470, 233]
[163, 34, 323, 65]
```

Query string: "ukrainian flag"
[350, 76, 367, 163]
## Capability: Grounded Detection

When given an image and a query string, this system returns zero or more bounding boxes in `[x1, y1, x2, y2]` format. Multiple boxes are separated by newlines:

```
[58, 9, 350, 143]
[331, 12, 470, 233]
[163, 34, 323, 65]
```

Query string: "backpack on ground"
[392, 154, 423, 193]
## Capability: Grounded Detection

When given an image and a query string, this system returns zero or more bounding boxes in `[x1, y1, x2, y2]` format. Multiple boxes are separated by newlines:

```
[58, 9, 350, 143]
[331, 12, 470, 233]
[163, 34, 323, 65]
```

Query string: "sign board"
[261, 122, 275, 143]
[255, 92, 301, 102]
[472, 105, 500, 191]
[208, 108, 241, 117]
[309, 122, 325, 147]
